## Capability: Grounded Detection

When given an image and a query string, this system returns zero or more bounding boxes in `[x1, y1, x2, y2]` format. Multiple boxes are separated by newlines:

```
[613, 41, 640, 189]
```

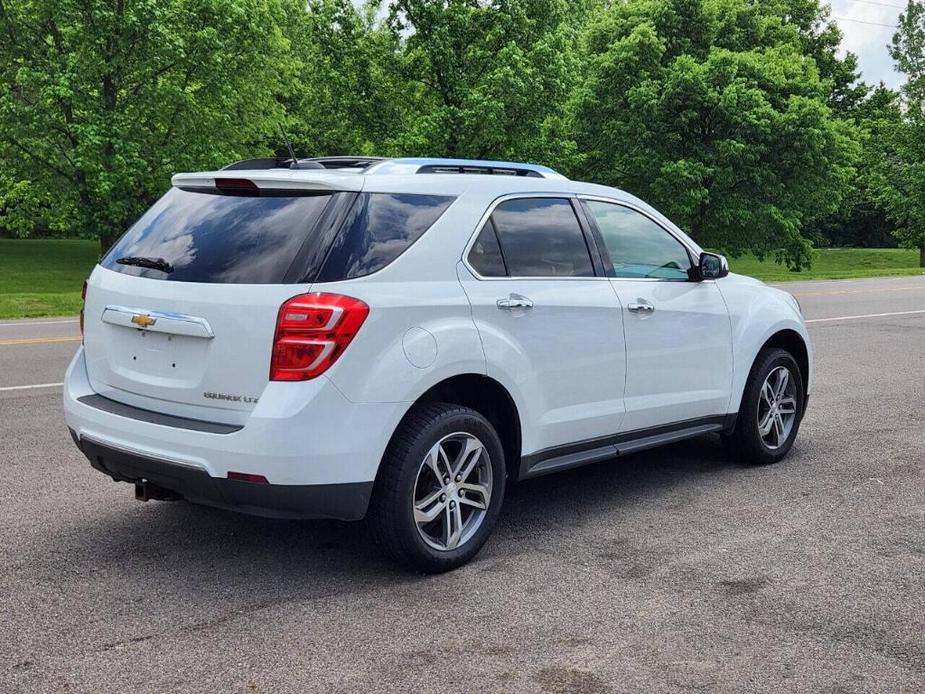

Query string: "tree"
[571, 0, 860, 269]
[0, 0, 299, 251]
[805, 86, 902, 249]
[282, 0, 407, 157]
[869, 0, 925, 267]
[383, 0, 581, 165]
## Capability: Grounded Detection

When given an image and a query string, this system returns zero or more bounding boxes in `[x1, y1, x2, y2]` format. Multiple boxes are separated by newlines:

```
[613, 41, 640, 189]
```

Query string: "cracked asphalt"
[1, 275, 924, 693]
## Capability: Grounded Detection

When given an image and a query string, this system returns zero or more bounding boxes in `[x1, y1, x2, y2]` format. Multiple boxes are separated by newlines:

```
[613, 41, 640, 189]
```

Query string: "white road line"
[0, 382, 64, 392]
[806, 309, 925, 324]
[0, 319, 78, 326]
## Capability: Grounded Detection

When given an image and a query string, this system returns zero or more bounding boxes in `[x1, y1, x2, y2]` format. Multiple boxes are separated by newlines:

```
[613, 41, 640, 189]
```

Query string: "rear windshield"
[101, 188, 336, 284]
[101, 188, 454, 284]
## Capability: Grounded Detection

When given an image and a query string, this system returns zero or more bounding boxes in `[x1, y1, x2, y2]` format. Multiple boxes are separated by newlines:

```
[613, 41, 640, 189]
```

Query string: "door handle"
[627, 301, 655, 314]
[497, 295, 534, 310]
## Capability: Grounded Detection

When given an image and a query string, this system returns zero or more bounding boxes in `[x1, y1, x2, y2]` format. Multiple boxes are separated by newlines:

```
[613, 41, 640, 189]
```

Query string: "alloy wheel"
[757, 366, 798, 450]
[413, 432, 493, 551]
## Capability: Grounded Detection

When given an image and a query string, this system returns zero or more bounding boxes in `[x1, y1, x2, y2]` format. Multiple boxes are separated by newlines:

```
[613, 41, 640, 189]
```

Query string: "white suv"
[64, 156, 812, 572]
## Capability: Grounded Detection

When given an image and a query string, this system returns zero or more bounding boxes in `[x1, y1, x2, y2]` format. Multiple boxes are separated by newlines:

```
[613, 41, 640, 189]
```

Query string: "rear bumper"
[73, 434, 372, 520]
[64, 347, 410, 519]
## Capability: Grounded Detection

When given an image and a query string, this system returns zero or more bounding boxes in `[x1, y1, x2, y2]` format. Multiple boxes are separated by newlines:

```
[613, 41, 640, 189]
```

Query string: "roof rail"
[221, 155, 565, 179]
[307, 156, 388, 170]
[365, 158, 566, 179]
[222, 155, 386, 172]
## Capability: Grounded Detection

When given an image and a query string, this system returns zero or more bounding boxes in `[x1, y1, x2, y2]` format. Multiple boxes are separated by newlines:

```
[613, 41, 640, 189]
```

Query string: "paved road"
[2, 276, 924, 693]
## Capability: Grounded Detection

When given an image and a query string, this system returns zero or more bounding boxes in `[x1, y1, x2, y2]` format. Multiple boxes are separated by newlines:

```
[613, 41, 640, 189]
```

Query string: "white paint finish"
[717, 274, 813, 414]
[402, 327, 438, 369]
[64, 164, 815, 499]
[83, 266, 300, 424]
[610, 279, 734, 431]
[319, 278, 485, 404]
[64, 349, 404, 485]
[458, 264, 626, 455]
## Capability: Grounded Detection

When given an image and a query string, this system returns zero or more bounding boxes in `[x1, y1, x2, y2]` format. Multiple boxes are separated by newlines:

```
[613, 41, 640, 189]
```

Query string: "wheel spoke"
[423, 443, 445, 482]
[459, 482, 489, 509]
[460, 482, 489, 500]
[774, 369, 790, 401]
[761, 382, 775, 407]
[759, 410, 775, 436]
[459, 495, 487, 510]
[778, 397, 797, 414]
[773, 413, 785, 446]
[414, 491, 447, 524]
[444, 503, 463, 550]
[453, 437, 483, 479]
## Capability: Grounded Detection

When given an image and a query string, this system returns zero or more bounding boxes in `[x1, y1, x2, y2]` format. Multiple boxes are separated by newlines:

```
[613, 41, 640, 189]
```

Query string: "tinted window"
[467, 220, 507, 277]
[490, 198, 594, 277]
[585, 201, 691, 280]
[316, 193, 454, 281]
[101, 188, 335, 284]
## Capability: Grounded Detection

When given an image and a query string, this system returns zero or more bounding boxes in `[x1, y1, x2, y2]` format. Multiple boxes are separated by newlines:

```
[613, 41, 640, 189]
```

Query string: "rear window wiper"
[116, 256, 174, 273]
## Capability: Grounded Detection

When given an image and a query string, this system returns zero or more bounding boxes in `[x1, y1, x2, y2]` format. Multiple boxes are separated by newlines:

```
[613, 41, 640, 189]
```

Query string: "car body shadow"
[42, 434, 745, 583]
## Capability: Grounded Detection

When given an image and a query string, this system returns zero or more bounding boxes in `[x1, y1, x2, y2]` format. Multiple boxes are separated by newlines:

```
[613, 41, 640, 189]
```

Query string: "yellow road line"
[0, 335, 81, 346]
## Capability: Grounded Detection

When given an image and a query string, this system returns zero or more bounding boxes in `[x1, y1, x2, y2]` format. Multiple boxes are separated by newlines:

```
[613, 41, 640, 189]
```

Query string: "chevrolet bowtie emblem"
[131, 313, 157, 329]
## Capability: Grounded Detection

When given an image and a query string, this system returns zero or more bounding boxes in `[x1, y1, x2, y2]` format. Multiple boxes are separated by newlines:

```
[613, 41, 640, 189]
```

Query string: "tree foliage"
[571, 0, 859, 269]
[384, 0, 581, 164]
[0, 0, 299, 248]
[868, 0, 925, 266]
[0, 0, 910, 268]
[282, 0, 406, 157]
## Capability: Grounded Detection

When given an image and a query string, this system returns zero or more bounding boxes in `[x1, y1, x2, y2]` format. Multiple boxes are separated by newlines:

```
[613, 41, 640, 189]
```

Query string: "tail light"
[215, 178, 259, 195]
[270, 293, 369, 381]
[80, 280, 88, 342]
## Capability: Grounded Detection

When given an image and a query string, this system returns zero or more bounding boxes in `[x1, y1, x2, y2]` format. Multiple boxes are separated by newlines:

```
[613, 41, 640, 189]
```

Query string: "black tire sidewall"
[376, 403, 506, 572]
[734, 349, 805, 465]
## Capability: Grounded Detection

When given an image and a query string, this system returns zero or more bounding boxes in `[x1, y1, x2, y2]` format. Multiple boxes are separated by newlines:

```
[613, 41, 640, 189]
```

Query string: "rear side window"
[315, 193, 454, 282]
[489, 198, 594, 277]
[101, 188, 336, 284]
[467, 220, 507, 277]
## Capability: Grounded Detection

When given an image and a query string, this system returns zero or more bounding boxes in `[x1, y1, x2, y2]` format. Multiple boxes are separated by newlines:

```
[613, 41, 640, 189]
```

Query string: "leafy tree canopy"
[868, 0, 925, 266]
[383, 0, 581, 164]
[572, 0, 861, 268]
[0, 0, 300, 249]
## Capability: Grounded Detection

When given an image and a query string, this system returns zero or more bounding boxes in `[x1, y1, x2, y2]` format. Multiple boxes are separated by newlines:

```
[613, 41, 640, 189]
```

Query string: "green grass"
[0, 239, 922, 319]
[730, 248, 924, 282]
[0, 238, 99, 319]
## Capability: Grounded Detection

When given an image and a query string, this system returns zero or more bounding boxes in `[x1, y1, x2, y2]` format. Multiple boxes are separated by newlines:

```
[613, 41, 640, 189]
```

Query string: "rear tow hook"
[134, 480, 183, 502]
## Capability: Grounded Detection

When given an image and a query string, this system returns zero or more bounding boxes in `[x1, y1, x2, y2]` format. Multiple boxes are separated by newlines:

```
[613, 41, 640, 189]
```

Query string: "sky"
[829, 0, 906, 89]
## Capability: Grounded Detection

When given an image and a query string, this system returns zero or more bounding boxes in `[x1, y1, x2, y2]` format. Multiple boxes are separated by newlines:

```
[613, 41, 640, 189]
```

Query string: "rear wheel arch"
[382, 374, 522, 483]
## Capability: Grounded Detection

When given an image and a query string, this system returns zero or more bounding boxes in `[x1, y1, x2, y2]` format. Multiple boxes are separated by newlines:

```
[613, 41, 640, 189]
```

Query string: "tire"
[369, 402, 506, 573]
[726, 347, 805, 465]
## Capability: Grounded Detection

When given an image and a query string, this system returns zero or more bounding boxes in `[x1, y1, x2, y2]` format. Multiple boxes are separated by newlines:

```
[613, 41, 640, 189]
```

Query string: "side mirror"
[697, 252, 729, 280]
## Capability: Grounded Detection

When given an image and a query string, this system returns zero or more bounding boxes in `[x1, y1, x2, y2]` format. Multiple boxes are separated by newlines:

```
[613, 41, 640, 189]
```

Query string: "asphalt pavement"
[1, 275, 924, 693]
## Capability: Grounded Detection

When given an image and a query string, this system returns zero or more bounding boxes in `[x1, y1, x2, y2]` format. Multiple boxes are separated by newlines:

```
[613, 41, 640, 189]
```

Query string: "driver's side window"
[584, 200, 691, 280]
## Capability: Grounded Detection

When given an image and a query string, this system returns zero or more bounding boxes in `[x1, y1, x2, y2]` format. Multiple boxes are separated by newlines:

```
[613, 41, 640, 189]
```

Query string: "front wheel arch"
[760, 330, 809, 412]
[732, 329, 810, 418]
